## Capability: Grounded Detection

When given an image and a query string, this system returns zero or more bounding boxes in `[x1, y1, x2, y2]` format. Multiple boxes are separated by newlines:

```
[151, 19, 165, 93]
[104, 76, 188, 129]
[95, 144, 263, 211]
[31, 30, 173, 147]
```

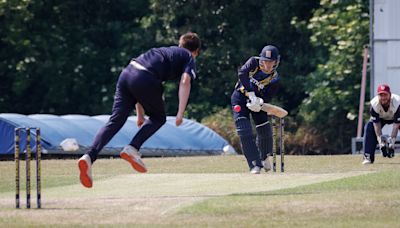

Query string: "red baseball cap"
[377, 84, 391, 95]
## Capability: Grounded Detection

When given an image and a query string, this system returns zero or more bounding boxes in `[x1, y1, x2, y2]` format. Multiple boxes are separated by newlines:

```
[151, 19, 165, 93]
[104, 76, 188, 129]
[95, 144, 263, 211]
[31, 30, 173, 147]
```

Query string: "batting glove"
[248, 92, 264, 105]
[246, 102, 262, 112]
[246, 92, 263, 112]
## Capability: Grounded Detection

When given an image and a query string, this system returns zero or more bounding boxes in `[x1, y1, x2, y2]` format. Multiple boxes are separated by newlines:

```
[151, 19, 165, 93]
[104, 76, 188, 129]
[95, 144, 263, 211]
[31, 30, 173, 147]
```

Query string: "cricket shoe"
[78, 154, 93, 188]
[362, 154, 372, 165]
[362, 158, 371, 165]
[262, 157, 272, 172]
[388, 148, 395, 158]
[381, 145, 388, 157]
[250, 166, 261, 174]
[120, 145, 147, 173]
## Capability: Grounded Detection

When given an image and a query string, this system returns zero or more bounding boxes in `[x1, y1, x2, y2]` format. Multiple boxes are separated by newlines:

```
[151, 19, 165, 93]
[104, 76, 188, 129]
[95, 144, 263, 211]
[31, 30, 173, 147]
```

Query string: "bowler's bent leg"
[129, 84, 166, 150]
[79, 68, 135, 187]
[87, 73, 135, 163]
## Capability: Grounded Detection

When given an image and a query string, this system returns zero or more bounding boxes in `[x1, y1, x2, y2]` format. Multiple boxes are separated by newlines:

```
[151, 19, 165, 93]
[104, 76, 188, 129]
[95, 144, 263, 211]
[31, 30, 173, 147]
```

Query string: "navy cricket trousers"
[363, 120, 393, 163]
[231, 90, 271, 169]
[88, 64, 166, 163]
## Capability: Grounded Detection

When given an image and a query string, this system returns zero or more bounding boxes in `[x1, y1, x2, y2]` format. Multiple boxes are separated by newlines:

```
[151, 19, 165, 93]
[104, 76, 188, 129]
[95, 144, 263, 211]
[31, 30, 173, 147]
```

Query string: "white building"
[371, 0, 400, 96]
[353, 0, 400, 153]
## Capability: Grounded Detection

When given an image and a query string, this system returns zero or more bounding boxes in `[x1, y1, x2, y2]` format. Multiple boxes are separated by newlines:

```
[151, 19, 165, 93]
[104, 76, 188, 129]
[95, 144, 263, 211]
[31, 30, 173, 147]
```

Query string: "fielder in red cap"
[362, 84, 399, 164]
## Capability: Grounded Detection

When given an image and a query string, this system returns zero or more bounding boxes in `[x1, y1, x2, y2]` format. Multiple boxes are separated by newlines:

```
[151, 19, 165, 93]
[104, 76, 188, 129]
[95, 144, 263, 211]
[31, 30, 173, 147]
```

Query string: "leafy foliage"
[1, 1, 317, 117]
[147, 0, 319, 119]
[201, 108, 241, 153]
[292, 0, 369, 153]
[1, 0, 152, 114]
[0, 0, 370, 153]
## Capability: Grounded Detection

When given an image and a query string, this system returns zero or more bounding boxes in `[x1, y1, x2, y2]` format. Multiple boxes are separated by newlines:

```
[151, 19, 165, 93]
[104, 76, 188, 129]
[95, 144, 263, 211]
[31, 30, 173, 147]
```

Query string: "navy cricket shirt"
[134, 46, 197, 82]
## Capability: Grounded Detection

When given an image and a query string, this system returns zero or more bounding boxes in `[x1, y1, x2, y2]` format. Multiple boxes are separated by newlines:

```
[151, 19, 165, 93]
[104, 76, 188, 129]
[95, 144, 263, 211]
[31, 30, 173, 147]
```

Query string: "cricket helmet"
[259, 45, 280, 72]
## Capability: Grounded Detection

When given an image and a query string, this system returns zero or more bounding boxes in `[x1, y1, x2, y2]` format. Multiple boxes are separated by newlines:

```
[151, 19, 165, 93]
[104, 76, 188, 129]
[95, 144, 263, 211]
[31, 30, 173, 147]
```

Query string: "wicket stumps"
[15, 127, 41, 209]
[272, 117, 285, 172]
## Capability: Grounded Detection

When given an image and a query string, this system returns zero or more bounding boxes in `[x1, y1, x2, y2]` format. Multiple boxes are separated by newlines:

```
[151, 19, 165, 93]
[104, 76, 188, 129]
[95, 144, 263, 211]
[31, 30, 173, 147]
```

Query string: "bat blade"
[261, 103, 288, 118]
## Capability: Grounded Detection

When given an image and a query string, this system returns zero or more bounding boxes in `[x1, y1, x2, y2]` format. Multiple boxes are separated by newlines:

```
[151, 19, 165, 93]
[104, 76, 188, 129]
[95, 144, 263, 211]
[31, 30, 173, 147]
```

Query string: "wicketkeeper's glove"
[387, 137, 396, 158]
[377, 135, 388, 157]
[377, 135, 387, 147]
[387, 137, 395, 149]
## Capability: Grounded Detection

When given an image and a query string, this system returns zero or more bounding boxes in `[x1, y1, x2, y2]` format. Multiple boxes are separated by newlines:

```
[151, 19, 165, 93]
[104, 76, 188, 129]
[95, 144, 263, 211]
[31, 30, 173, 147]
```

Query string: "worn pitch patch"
[0, 171, 372, 225]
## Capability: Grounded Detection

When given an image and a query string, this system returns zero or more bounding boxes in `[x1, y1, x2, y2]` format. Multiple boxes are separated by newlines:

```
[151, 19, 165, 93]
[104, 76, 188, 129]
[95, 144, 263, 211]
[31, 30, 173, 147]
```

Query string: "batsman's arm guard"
[261, 103, 288, 118]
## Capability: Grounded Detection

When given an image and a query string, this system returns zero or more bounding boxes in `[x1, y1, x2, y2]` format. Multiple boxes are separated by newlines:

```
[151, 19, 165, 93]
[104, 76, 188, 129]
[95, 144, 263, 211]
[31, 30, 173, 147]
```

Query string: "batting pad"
[256, 121, 272, 160]
[235, 117, 262, 168]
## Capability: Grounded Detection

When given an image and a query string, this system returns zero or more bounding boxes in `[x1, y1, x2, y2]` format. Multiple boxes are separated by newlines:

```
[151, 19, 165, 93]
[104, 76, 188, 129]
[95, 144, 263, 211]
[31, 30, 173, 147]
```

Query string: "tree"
[147, 0, 319, 120]
[0, 0, 151, 114]
[292, 0, 369, 153]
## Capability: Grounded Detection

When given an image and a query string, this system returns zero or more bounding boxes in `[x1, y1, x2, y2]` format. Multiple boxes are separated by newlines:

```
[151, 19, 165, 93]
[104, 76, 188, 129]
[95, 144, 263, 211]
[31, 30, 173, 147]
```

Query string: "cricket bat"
[261, 103, 288, 118]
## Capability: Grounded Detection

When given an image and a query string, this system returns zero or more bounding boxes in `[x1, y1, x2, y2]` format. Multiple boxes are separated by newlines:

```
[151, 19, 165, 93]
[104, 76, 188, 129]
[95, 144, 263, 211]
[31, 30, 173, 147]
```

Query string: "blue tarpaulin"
[0, 113, 233, 156]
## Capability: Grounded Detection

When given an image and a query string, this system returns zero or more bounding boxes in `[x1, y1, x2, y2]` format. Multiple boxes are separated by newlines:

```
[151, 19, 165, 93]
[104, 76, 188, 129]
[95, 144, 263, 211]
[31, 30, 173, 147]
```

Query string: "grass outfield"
[0, 155, 399, 227]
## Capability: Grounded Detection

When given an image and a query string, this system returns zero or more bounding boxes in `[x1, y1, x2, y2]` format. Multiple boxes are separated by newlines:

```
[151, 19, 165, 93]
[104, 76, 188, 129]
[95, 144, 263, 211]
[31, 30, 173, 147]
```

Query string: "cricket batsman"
[363, 84, 399, 164]
[78, 32, 201, 188]
[231, 45, 283, 174]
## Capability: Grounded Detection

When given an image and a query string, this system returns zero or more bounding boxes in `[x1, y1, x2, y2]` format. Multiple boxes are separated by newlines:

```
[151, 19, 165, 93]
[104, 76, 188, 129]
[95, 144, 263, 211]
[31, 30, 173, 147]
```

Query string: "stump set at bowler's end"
[15, 127, 41, 209]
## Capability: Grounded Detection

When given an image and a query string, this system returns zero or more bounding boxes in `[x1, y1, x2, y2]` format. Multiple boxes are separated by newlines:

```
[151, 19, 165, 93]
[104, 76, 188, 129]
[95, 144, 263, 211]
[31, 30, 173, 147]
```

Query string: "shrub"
[201, 108, 242, 154]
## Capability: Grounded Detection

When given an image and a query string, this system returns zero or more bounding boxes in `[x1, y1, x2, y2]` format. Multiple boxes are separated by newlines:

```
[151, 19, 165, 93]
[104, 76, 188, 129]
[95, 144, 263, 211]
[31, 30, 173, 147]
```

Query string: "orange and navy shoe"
[78, 154, 93, 188]
[120, 145, 147, 173]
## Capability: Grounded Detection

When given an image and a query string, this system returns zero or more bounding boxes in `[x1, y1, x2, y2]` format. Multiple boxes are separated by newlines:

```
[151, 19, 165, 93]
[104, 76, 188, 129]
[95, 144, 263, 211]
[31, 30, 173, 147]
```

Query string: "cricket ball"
[233, 105, 241, 112]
